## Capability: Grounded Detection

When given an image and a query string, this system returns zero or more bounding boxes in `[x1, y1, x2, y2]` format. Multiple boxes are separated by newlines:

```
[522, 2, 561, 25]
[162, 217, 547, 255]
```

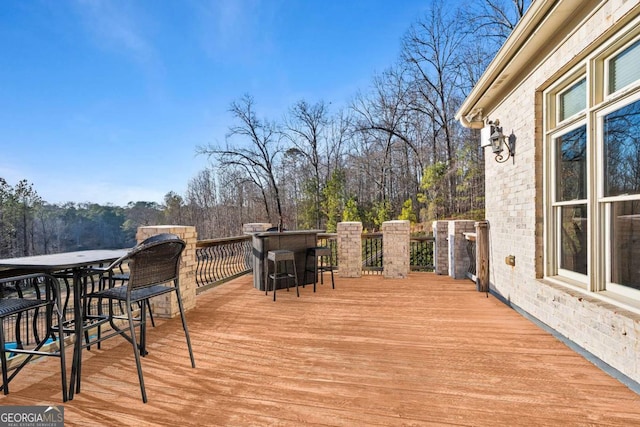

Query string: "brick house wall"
[478, 1, 640, 383]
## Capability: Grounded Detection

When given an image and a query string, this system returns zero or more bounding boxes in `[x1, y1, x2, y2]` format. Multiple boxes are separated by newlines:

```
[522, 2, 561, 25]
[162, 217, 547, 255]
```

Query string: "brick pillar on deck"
[136, 225, 197, 318]
[432, 221, 449, 275]
[382, 220, 410, 279]
[337, 222, 362, 278]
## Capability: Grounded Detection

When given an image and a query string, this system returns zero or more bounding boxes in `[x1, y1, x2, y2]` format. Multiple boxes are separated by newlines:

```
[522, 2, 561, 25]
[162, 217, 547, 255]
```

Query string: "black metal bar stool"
[304, 246, 335, 292]
[266, 250, 299, 301]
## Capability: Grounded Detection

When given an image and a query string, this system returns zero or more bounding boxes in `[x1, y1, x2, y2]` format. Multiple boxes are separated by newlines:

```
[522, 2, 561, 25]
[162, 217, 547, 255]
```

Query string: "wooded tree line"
[196, 1, 529, 233]
[0, 177, 168, 256]
[0, 1, 530, 257]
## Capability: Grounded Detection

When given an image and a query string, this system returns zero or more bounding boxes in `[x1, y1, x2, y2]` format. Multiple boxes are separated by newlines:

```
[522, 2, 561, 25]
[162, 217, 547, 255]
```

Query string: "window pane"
[609, 39, 640, 93]
[560, 205, 588, 275]
[603, 99, 640, 196]
[555, 125, 587, 201]
[610, 200, 640, 290]
[559, 79, 586, 121]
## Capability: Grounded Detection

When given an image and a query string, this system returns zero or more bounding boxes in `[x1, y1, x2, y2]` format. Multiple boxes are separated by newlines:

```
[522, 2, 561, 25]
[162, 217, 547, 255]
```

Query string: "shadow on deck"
[2, 273, 640, 426]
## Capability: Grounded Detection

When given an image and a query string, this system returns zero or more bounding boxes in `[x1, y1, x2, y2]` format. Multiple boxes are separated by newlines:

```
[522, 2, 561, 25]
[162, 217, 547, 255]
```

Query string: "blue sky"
[0, 0, 430, 206]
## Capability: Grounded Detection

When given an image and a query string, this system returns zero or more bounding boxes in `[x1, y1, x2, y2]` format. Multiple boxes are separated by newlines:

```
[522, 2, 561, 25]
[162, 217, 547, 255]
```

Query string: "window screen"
[559, 79, 586, 121]
[609, 39, 640, 93]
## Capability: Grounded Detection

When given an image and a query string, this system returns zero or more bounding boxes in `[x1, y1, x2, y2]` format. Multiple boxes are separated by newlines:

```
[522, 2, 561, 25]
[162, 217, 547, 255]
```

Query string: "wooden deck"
[3, 273, 640, 426]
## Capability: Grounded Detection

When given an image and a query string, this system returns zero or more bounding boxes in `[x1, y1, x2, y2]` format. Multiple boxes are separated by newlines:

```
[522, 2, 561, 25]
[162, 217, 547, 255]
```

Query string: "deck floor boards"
[2, 273, 640, 426]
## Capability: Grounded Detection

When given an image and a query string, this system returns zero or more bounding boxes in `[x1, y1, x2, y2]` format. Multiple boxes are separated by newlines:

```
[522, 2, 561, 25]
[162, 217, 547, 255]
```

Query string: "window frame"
[556, 77, 587, 123]
[548, 120, 589, 285]
[544, 25, 640, 302]
[605, 36, 640, 98]
[595, 92, 640, 299]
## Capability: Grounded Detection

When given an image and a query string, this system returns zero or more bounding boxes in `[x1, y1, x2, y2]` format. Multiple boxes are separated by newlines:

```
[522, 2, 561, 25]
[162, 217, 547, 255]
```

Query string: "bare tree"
[163, 191, 185, 226]
[282, 99, 329, 229]
[402, 2, 469, 216]
[325, 108, 351, 175]
[469, 0, 531, 43]
[351, 66, 430, 214]
[198, 94, 286, 230]
[185, 169, 218, 238]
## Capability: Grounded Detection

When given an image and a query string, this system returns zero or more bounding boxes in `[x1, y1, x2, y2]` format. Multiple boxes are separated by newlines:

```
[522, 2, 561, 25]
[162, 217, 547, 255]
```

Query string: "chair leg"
[47, 290, 68, 402]
[285, 260, 291, 293]
[174, 284, 196, 369]
[126, 302, 147, 403]
[292, 259, 300, 297]
[273, 261, 277, 301]
[303, 252, 310, 289]
[146, 300, 155, 327]
[56, 326, 68, 402]
[139, 300, 148, 357]
[314, 256, 318, 292]
[304, 250, 316, 291]
[0, 321, 9, 395]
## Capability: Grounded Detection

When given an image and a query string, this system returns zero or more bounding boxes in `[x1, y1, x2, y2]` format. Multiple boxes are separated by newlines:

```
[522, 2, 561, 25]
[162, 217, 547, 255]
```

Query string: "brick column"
[337, 221, 362, 278]
[382, 220, 410, 279]
[432, 221, 449, 275]
[136, 225, 197, 318]
[447, 220, 476, 279]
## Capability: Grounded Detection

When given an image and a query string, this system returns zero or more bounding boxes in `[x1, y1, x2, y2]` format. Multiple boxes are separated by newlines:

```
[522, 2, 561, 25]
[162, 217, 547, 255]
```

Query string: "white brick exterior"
[459, 0, 640, 384]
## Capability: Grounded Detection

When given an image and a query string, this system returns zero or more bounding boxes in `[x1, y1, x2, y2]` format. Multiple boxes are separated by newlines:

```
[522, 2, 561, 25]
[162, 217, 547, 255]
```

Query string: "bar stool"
[266, 250, 299, 301]
[304, 246, 335, 292]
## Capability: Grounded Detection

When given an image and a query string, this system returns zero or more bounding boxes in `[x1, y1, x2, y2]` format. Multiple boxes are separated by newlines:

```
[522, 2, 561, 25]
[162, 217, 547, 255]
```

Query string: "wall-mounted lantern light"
[487, 120, 515, 163]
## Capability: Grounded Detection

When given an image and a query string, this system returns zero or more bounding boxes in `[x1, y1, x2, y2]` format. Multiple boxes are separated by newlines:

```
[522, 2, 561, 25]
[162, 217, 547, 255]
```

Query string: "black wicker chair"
[99, 265, 156, 328]
[0, 273, 67, 401]
[86, 233, 195, 402]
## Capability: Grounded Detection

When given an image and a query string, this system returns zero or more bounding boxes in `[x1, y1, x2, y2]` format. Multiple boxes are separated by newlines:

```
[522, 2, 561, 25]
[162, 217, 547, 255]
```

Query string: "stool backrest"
[126, 233, 186, 289]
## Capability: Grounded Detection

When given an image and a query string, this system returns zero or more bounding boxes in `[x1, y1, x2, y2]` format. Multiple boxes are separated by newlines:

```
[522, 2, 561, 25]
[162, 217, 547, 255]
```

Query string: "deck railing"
[195, 235, 253, 292]
[362, 232, 383, 274]
[193, 231, 435, 285]
[361, 232, 435, 274]
[410, 235, 435, 272]
[464, 232, 477, 281]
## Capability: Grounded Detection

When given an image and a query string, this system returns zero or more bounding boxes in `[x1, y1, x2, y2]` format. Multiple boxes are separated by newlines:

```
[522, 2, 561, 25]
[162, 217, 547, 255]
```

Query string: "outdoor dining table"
[0, 249, 128, 400]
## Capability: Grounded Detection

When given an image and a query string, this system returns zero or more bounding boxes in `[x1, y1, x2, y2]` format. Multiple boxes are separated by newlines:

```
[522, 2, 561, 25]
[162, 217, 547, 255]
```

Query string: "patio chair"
[99, 265, 156, 327]
[0, 273, 68, 401]
[86, 233, 196, 403]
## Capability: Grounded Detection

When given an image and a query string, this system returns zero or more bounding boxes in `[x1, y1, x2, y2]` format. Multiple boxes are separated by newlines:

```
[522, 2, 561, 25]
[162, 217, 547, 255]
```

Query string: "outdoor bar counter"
[251, 229, 323, 291]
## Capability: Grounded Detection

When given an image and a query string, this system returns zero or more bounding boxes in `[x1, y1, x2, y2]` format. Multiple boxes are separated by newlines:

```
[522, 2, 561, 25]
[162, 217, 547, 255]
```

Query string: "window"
[602, 99, 640, 197]
[546, 35, 640, 300]
[601, 98, 640, 293]
[608, 201, 640, 291]
[559, 78, 586, 121]
[608, 39, 640, 94]
[554, 125, 587, 276]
